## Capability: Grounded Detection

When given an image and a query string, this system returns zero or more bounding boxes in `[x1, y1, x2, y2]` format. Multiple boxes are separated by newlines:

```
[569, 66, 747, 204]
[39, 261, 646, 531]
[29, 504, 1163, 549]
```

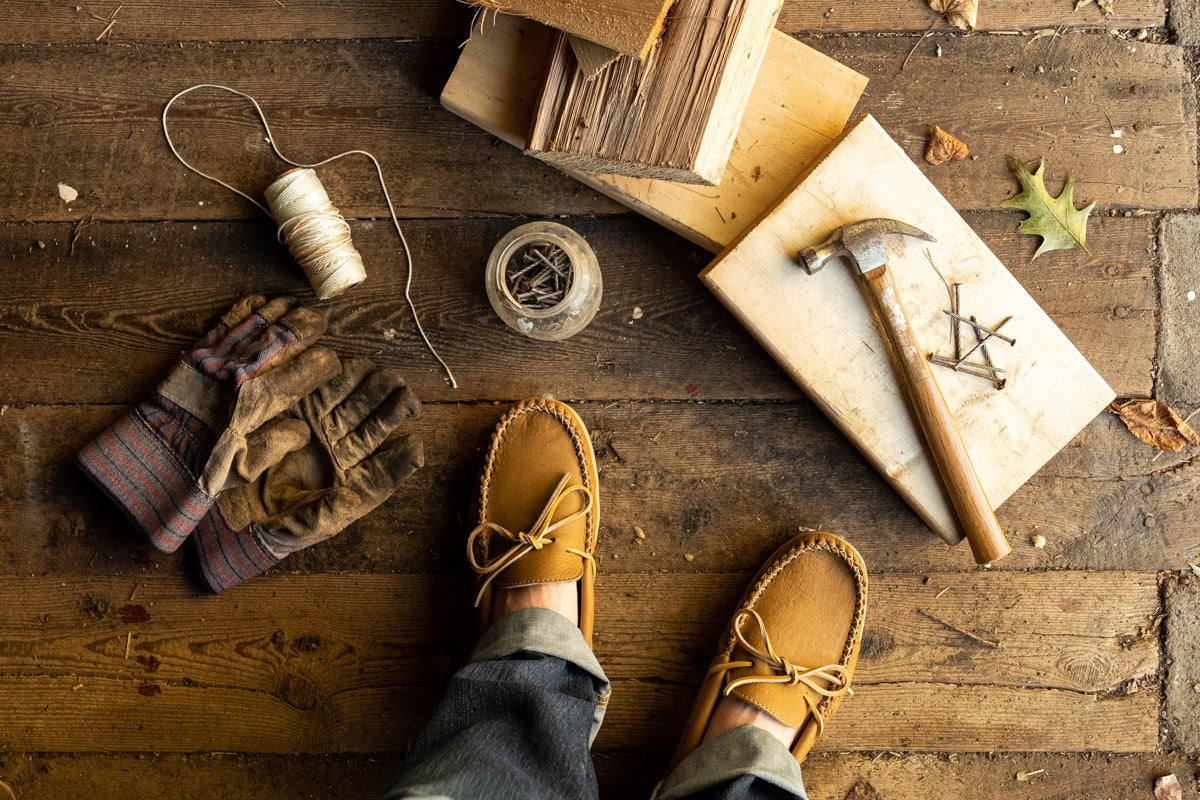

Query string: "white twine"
[265, 168, 365, 300]
[161, 83, 458, 389]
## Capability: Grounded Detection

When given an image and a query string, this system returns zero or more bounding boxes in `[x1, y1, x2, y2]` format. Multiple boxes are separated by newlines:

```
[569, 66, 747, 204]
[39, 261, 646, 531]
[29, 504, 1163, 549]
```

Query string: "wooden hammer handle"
[861, 263, 1011, 564]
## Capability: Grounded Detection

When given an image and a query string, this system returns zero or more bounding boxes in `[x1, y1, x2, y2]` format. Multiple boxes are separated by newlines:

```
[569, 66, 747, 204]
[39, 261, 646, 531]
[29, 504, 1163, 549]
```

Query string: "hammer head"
[798, 218, 936, 275]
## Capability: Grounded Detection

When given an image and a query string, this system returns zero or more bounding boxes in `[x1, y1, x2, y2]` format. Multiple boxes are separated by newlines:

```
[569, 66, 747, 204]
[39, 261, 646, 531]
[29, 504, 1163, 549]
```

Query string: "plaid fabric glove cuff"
[76, 407, 216, 553]
[193, 508, 282, 593]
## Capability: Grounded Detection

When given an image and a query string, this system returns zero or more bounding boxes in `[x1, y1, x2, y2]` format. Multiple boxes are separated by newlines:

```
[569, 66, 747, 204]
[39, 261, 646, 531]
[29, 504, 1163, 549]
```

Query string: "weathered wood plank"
[0, 36, 1191, 223]
[0, 572, 1159, 753]
[4, 751, 1189, 800]
[1, 1, 469, 43]
[0, 215, 1154, 405]
[446, 30, 1196, 215]
[813, 35, 1197, 211]
[0, 40, 621, 224]
[0, 0, 1163, 45]
[778, 0, 1165, 32]
[0, 573, 1157, 693]
[2, 403, 1194, 577]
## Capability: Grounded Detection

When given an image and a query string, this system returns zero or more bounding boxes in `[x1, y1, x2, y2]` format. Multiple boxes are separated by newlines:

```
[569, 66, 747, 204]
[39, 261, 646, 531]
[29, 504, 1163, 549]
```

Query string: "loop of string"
[162, 83, 458, 388]
[706, 607, 851, 740]
[466, 473, 596, 607]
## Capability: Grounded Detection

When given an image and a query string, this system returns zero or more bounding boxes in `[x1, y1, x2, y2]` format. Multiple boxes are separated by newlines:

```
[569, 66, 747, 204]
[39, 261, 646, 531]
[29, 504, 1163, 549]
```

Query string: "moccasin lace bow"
[467, 473, 595, 607]
[709, 608, 851, 738]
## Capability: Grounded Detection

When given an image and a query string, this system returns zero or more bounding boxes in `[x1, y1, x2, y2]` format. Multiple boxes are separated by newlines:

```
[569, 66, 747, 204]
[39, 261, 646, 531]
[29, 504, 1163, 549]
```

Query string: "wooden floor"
[1, 2, 1198, 798]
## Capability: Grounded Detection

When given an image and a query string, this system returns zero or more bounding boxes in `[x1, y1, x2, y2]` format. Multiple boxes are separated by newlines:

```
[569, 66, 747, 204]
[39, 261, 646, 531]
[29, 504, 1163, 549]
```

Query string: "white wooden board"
[702, 115, 1116, 544]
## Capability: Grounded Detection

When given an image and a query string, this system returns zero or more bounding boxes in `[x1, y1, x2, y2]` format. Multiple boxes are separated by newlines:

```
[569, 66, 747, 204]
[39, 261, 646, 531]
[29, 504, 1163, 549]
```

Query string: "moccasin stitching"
[476, 399, 597, 567]
[722, 535, 867, 719]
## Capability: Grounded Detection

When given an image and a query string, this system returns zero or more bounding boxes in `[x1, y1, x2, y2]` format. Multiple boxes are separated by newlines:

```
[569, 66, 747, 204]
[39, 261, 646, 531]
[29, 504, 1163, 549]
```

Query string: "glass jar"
[485, 221, 603, 342]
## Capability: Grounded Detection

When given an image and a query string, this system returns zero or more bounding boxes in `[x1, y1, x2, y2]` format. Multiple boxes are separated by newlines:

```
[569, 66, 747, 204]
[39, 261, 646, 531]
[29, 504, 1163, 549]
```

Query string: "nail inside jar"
[503, 241, 574, 309]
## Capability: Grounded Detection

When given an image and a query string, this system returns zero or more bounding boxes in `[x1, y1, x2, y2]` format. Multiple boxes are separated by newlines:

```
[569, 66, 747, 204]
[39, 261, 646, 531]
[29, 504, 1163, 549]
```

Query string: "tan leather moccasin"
[467, 398, 600, 645]
[669, 532, 868, 768]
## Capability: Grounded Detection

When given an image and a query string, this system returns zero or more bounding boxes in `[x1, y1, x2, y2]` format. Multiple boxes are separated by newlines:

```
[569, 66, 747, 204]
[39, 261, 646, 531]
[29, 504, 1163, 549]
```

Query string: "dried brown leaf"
[929, 0, 977, 30]
[925, 126, 970, 165]
[1154, 774, 1182, 800]
[1108, 399, 1200, 452]
[1074, 0, 1114, 16]
[845, 781, 883, 800]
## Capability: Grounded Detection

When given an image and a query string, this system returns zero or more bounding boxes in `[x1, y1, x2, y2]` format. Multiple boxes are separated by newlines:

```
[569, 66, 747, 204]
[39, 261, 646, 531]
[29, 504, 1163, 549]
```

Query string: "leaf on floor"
[925, 126, 970, 165]
[1001, 157, 1094, 259]
[1154, 774, 1182, 800]
[928, 0, 977, 29]
[845, 780, 883, 800]
[1074, 0, 1114, 16]
[1107, 399, 1200, 451]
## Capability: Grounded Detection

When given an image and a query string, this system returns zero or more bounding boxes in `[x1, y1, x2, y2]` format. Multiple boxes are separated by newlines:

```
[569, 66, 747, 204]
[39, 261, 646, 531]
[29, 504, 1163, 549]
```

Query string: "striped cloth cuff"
[77, 408, 215, 553]
[193, 508, 281, 593]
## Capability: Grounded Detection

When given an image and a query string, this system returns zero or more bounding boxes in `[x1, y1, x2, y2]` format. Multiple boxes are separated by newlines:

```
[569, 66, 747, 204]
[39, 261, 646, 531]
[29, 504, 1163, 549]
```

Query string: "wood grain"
[466, 0, 673, 58]
[0, 39, 620, 224]
[0, 215, 1152, 405]
[2, 750, 1190, 800]
[0, 36, 1188, 223]
[0, 572, 1158, 754]
[528, 0, 783, 185]
[703, 115, 1114, 544]
[3, 404, 1196, 579]
[445, 26, 1197, 220]
[0, 0, 1164, 45]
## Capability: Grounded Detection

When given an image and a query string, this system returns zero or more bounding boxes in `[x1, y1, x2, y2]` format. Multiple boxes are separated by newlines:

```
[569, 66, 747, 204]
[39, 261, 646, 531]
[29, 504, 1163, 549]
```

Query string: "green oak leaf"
[1001, 156, 1095, 259]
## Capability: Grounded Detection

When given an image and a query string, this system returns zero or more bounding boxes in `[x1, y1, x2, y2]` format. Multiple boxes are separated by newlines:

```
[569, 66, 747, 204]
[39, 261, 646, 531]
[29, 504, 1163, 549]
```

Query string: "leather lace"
[709, 608, 851, 739]
[467, 473, 595, 607]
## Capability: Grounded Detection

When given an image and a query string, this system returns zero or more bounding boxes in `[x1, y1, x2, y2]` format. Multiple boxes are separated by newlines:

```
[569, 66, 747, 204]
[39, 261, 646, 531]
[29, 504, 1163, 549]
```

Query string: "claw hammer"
[798, 218, 1011, 564]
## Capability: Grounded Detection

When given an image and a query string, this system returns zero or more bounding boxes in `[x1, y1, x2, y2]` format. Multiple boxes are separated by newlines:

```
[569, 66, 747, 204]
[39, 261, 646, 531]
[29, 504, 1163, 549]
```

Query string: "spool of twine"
[161, 84, 458, 386]
[265, 168, 366, 300]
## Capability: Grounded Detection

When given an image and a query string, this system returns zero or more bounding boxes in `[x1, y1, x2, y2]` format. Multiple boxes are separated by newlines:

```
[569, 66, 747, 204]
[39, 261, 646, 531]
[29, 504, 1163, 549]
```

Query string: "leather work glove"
[192, 357, 424, 592]
[77, 296, 340, 553]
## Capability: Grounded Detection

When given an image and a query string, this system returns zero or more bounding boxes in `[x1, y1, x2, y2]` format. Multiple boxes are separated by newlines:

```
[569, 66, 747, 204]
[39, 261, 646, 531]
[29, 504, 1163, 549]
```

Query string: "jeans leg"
[384, 608, 611, 800]
[655, 725, 808, 800]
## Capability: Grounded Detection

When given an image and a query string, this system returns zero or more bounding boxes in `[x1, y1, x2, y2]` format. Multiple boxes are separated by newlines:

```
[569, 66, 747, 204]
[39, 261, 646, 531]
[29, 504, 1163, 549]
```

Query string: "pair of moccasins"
[467, 398, 869, 766]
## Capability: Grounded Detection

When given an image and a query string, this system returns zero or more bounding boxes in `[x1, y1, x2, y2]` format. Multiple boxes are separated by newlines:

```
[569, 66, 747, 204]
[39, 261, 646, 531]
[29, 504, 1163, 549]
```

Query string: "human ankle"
[492, 581, 578, 626]
[702, 694, 797, 748]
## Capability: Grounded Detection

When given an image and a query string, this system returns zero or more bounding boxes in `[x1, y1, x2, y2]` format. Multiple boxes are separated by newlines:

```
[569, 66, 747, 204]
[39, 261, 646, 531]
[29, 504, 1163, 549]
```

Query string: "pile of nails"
[505, 243, 573, 309]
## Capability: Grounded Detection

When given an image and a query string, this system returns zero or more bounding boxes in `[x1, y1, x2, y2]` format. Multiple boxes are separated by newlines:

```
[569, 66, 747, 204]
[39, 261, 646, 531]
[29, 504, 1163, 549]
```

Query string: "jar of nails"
[485, 221, 603, 341]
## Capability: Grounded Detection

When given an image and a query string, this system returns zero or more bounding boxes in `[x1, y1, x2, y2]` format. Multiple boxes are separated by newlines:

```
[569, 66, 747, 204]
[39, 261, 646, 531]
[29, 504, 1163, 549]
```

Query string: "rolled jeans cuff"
[469, 607, 611, 745]
[655, 725, 808, 800]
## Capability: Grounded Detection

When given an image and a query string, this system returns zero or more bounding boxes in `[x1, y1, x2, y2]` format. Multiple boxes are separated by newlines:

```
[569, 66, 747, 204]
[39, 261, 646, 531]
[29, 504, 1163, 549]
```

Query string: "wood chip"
[57, 183, 79, 203]
[1031, 534, 1047, 548]
[925, 126, 970, 165]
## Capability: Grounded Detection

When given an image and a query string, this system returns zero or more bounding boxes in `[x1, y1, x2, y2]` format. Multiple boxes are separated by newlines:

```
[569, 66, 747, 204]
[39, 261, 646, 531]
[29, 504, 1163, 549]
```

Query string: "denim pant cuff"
[655, 725, 808, 800]
[469, 607, 611, 743]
